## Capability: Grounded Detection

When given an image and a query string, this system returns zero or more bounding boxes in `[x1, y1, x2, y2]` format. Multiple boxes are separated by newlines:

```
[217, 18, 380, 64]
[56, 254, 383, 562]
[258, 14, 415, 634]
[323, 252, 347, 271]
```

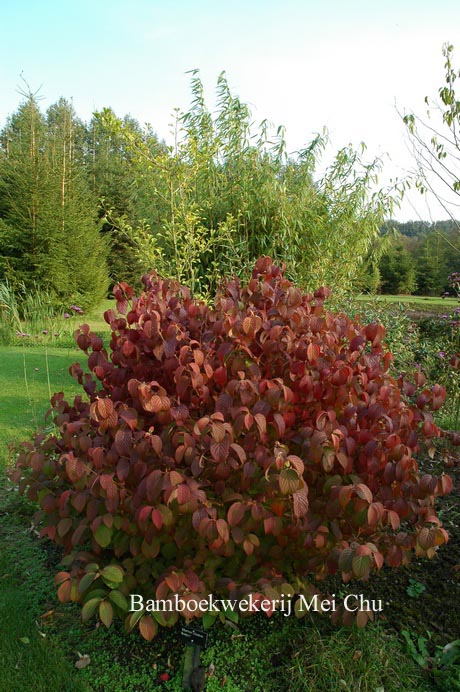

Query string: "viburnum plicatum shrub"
[11, 257, 453, 639]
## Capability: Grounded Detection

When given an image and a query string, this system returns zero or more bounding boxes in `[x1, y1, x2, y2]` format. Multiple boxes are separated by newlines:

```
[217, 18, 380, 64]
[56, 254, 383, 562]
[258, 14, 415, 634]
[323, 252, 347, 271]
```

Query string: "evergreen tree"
[44, 98, 109, 308]
[379, 239, 417, 294]
[0, 95, 49, 287]
[414, 232, 446, 296]
[86, 108, 164, 286]
[0, 95, 109, 309]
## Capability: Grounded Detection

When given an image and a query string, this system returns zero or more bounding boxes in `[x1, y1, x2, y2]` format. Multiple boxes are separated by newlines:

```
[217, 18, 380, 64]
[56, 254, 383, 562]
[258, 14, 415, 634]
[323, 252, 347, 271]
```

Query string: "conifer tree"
[0, 95, 108, 309]
[0, 94, 49, 287]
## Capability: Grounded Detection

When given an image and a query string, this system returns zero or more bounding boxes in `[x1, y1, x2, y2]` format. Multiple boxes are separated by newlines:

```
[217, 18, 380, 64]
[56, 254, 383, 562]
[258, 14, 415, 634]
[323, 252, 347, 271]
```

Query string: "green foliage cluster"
[373, 42, 460, 298]
[373, 221, 460, 296]
[0, 96, 109, 310]
[402, 629, 460, 690]
[1, 74, 399, 307]
[105, 72, 397, 298]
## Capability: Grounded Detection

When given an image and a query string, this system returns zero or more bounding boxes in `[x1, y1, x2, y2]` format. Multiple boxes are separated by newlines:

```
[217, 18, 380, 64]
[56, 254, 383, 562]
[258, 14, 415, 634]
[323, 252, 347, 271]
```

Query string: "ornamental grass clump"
[10, 257, 453, 639]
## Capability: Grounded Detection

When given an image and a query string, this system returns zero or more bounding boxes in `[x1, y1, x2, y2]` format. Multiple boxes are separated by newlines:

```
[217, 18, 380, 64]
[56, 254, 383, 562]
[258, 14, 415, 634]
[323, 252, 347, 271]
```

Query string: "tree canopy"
[0, 74, 403, 305]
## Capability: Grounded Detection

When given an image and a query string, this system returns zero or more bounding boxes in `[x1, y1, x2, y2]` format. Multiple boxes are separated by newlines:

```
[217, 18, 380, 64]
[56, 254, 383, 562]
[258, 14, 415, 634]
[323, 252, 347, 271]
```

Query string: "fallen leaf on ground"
[75, 654, 91, 669]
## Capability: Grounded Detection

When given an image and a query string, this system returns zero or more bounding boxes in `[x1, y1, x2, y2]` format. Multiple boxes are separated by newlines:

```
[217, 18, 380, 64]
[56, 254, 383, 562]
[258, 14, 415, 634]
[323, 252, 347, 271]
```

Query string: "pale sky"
[1, 0, 460, 221]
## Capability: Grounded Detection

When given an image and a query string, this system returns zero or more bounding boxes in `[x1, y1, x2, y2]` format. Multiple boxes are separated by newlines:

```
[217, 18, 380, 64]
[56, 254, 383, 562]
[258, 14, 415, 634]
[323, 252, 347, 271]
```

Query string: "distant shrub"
[10, 258, 453, 639]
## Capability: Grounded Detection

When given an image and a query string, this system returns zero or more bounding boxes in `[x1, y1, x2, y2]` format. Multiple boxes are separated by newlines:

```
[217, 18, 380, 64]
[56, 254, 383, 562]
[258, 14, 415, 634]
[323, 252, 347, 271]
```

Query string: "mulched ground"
[343, 454, 460, 647]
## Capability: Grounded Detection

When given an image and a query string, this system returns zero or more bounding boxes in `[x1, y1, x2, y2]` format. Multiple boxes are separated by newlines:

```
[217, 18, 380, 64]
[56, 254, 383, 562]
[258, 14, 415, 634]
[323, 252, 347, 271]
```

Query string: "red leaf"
[279, 468, 300, 494]
[139, 615, 157, 641]
[439, 474, 453, 495]
[387, 510, 400, 531]
[210, 437, 230, 463]
[115, 430, 132, 456]
[356, 609, 369, 628]
[293, 487, 309, 518]
[151, 509, 163, 530]
[216, 519, 229, 542]
[57, 579, 72, 603]
[230, 443, 246, 463]
[96, 398, 114, 419]
[254, 413, 267, 437]
[367, 502, 382, 526]
[307, 343, 320, 362]
[214, 367, 227, 387]
[227, 502, 245, 527]
[211, 421, 226, 443]
[177, 484, 191, 505]
[138, 506, 153, 523]
[273, 413, 286, 436]
[354, 484, 373, 503]
[146, 470, 163, 502]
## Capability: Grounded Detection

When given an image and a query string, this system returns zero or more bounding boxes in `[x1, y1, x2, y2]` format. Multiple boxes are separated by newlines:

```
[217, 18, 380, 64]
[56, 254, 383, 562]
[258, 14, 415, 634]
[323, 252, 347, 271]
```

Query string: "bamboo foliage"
[106, 72, 398, 297]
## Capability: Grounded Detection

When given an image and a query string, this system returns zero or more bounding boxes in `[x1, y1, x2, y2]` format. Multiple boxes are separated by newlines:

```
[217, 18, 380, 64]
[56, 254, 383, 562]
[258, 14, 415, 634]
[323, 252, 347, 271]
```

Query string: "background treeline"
[370, 220, 460, 296]
[1, 75, 451, 310]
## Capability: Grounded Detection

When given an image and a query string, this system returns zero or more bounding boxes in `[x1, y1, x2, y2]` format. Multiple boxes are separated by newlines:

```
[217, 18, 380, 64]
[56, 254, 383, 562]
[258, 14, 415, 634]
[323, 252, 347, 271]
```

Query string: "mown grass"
[0, 346, 81, 465]
[0, 487, 86, 692]
[0, 298, 451, 691]
[356, 294, 460, 310]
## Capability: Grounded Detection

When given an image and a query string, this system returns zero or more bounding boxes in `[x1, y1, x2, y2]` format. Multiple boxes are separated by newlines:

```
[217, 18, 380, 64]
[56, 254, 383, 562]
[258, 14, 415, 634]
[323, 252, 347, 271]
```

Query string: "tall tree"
[0, 95, 109, 309]
[380, 239, 417, 294]
[0, 94, 48, 287]
[86, 108, 163, 286]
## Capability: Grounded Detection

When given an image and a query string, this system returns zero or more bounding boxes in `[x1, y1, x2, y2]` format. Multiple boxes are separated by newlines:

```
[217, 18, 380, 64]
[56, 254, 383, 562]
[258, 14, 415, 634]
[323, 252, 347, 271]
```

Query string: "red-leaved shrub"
[10, 257, 453, 638]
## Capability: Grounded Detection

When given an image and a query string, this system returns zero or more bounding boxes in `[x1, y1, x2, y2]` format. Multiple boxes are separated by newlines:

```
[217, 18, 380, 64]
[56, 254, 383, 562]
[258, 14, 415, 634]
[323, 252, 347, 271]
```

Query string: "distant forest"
[373, 220, 460, 296]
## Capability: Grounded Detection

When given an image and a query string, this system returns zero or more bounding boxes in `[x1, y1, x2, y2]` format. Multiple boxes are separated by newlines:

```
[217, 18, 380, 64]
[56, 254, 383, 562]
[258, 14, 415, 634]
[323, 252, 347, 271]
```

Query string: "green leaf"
[202, 611, 218, 629]
[82, 589, 107, 603]
[100, 564, 123, 586]
[225, 610, 238, 625]
[78, 571, 97, 594]
[99, 600, 114, 628]
[126, 609, 144, 632]
[141, 537, 160, 559]
[338, 548, 354, 573]
[94, 524, 112, 548]
[352, 554, 371, 579]
[109, 589, 128, 611]
[294, 598, 307, 619]
[280, 583, 295, 598]
[82, 597, 102, 622]
[161, 542, 177, 560]
[222, 606, 238, 624]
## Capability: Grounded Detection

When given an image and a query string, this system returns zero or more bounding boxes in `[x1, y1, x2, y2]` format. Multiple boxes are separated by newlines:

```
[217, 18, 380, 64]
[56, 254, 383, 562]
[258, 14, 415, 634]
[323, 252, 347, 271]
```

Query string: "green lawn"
[0, 346, 81, 463]
[0, 344, 87, 691]
[356, 293, 460, 310]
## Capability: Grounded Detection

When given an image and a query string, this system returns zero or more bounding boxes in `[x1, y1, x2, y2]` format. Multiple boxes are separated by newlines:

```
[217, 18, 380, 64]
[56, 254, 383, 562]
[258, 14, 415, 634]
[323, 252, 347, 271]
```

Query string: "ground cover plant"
[9, 257, 455, 649]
